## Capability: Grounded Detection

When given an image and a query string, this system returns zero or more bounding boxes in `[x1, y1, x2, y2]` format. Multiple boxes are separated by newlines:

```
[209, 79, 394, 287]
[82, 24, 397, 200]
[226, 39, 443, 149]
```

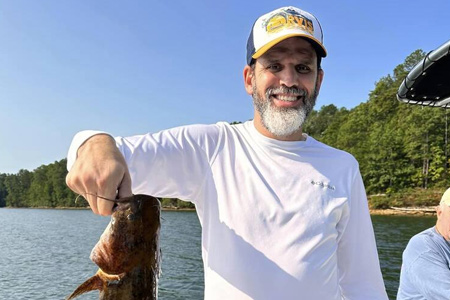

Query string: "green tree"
[28, 165, 52, 207]
[4, 169, 32, 207]
[0, 173, 7, 207]
[48, 159, 78, 207]
[27, 159, 79, 208]
[304, 104, 340, 139]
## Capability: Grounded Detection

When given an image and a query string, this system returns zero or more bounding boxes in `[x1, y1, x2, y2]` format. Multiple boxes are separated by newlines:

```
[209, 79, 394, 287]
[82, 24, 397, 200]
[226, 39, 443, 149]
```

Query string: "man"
[397, 188, 450, 299]
[66, 6, 388, 299]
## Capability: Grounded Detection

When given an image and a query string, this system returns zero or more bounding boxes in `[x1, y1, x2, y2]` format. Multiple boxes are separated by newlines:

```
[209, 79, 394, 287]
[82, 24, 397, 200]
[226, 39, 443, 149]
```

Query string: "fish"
[67, 194, 161, 300]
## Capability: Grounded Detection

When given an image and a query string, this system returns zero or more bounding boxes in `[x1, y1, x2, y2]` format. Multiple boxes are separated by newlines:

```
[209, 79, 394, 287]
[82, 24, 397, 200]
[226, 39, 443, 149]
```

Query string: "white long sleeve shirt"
[68, 121, 388, 300]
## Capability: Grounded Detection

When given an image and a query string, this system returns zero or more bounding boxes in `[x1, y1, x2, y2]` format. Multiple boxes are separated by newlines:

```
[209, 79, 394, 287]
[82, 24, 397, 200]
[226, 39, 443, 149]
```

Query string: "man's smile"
[271, 93, 303, 108]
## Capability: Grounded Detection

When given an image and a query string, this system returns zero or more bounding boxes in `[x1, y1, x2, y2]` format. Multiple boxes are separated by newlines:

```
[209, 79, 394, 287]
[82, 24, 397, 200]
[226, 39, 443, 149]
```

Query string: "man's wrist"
[66, 130, 111, 171]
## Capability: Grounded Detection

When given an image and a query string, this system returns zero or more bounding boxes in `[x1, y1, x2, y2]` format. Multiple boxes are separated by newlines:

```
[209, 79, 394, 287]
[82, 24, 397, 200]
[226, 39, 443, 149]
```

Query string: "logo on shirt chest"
[310, 180, 335, 191]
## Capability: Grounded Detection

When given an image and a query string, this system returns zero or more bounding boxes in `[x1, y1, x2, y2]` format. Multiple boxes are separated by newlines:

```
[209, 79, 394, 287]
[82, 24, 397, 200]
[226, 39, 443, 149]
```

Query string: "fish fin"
[66, 271, 104, 300]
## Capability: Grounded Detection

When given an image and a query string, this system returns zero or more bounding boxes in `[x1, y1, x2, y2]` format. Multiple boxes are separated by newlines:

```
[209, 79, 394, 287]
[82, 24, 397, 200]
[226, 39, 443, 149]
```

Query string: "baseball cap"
[246, 6, 327, 65]
[441, 188, 450, 206]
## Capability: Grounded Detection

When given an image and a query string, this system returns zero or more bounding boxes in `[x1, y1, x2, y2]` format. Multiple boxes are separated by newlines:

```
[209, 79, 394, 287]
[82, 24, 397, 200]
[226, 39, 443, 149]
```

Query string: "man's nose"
[278, 67, 298, 87]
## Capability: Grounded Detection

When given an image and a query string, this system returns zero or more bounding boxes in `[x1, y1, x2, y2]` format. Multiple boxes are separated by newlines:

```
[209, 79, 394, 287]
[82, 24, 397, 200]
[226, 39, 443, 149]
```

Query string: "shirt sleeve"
[67, 124, 223, 204]
[407, 248, 450, 299]
[336, 169, 388, 300]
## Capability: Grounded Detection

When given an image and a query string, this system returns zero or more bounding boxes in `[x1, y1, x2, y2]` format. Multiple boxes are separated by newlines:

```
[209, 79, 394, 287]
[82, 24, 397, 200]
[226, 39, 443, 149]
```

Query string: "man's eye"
[296, 65, 311, 73]
[267, 64, 282, 72]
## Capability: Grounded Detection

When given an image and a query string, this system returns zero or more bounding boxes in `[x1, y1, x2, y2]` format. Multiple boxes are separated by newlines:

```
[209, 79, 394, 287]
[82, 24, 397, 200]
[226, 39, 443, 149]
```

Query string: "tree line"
[0, 159, 195, 209]
[1, 49, 446, 209]
[0, 159, 82, 208]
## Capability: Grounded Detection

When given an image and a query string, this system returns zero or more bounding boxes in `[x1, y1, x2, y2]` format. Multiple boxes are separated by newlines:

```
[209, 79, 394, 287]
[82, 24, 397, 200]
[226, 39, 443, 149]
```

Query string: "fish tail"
[66, 271, 104, 300]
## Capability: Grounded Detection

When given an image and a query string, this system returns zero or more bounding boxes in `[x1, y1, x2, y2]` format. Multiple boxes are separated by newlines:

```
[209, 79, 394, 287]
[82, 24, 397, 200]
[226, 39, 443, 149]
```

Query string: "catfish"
[67, 194, 161, 300]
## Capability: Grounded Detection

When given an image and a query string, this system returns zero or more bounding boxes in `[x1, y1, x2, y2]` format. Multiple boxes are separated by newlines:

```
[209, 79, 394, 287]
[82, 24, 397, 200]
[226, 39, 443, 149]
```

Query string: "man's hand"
[66, 134, 132, 215]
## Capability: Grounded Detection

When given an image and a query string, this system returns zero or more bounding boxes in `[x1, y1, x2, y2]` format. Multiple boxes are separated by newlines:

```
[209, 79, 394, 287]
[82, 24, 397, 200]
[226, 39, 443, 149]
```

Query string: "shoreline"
[369, 208, 436, 216]
[2, 206, 436, 216]
[0, 206, 196, 212]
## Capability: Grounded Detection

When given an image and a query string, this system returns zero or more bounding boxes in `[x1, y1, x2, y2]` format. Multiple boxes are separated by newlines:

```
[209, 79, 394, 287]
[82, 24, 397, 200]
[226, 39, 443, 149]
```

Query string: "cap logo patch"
[264, 9, 314, 35]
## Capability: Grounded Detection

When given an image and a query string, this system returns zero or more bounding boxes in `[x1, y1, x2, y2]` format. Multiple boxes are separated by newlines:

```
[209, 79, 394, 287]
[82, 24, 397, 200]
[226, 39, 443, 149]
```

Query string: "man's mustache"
[266, 86, 307, 98]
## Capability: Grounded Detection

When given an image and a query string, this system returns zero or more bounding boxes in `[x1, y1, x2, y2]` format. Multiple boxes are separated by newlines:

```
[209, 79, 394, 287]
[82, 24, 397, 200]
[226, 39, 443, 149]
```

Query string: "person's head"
[243, 6, 327, 140]
[436, 188, 450, 240]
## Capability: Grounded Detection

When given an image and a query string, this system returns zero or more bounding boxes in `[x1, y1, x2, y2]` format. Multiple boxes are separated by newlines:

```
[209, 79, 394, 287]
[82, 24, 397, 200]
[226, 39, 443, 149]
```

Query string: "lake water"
[0, 209, 435, 300]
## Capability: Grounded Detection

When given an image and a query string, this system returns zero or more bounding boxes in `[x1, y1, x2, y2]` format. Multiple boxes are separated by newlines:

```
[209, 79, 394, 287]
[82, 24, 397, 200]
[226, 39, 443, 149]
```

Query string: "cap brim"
[252, 33, 327, 60]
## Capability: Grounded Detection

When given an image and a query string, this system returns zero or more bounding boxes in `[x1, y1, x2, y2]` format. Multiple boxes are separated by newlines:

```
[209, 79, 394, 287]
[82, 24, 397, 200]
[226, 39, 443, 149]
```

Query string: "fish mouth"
[98, 269, 125, 281]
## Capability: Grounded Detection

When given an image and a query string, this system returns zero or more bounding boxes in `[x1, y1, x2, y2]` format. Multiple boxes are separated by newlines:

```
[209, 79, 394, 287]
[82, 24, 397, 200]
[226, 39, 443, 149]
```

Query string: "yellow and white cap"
[246, 6, 327, 65]
[441, 188, 450, 206]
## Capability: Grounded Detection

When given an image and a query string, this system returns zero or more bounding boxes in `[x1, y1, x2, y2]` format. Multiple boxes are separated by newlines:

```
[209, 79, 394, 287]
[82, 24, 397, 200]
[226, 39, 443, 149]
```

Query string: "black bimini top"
[397, 40, 450, 108]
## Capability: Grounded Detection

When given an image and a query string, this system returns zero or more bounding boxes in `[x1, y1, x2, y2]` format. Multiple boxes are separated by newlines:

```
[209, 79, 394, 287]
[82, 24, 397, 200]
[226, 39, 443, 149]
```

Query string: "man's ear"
[243, 65, 254, 95]
[315, 68, 324, 94]
[437, 205, 443, 218]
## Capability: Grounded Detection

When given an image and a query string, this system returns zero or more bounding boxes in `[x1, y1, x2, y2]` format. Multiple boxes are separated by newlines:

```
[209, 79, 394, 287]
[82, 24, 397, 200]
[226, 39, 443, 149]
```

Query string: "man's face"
[244, 37, 324, 140]
[437, 203, 450, 240]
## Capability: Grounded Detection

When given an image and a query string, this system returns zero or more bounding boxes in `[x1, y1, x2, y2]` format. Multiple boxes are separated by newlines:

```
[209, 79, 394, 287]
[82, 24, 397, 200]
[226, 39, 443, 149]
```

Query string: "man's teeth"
[276, 95, 300, 101]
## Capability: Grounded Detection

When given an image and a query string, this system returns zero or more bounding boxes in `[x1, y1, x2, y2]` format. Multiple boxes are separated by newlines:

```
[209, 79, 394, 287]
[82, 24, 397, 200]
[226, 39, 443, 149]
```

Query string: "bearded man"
[66, 6, 388, 300]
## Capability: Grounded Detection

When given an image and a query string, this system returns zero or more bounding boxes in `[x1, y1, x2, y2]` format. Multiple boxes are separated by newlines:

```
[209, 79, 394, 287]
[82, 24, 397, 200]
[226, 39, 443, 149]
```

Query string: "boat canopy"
[397, 40, 450, 108]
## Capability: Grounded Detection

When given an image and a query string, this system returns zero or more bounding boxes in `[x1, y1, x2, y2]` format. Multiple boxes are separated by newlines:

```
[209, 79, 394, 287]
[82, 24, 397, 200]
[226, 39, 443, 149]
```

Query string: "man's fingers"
[96, 198, 115, 216]
[66, 173, 83, 196]
[117, 171, 133, 199]
[97, 181, 119, 216]
[85, 192, 99, 214]
[95, 169, 132, 215]
[66, 173, 98, 213]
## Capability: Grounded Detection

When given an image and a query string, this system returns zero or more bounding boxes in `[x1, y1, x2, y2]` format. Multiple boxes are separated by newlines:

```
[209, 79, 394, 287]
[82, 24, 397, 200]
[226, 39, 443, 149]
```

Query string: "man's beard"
[252, 82, 318, 138]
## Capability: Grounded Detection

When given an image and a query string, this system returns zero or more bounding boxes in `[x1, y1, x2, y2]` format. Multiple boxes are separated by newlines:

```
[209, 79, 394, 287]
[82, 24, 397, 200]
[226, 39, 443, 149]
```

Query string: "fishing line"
[84, 192, 124, 203]
[81, 192, 162, 207]
[75, 192, 118, 203]
[76, 193, 165, 219]
[75, 194, 86, 204]
[74, 192, 133, 204]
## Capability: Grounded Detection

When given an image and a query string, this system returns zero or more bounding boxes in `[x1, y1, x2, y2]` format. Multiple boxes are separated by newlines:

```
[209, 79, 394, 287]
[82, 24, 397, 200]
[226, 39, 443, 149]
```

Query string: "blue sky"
[1, 0, 449, 174]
